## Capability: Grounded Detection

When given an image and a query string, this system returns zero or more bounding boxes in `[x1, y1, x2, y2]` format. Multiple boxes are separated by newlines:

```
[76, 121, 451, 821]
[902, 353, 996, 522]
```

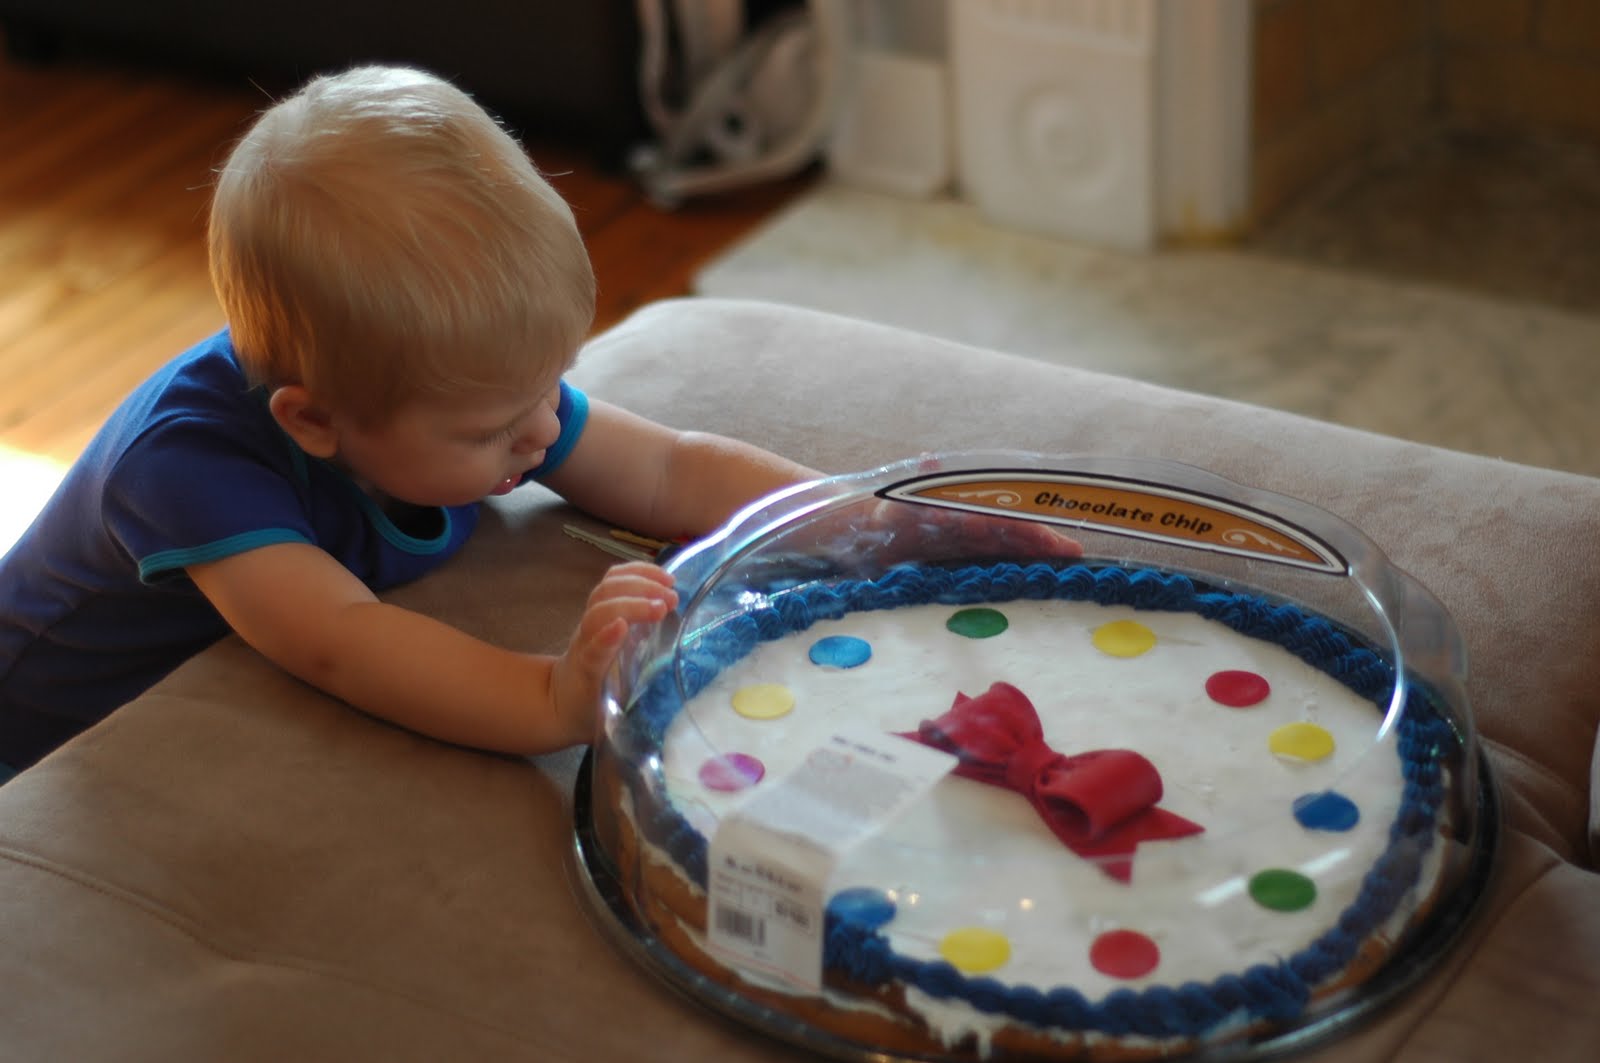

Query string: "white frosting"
[658, 597, 1429, 1017]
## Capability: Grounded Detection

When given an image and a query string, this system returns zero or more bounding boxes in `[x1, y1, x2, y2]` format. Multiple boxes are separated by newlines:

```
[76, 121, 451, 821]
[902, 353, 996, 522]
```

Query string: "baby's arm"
[541, 402, 1080, 559]
[188, 544, 674, 754]
[539, 399, 818, 542]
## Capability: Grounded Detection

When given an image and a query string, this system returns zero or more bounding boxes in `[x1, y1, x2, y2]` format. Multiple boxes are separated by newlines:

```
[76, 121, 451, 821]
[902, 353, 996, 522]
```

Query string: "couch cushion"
[1, 297, 1596, 1061]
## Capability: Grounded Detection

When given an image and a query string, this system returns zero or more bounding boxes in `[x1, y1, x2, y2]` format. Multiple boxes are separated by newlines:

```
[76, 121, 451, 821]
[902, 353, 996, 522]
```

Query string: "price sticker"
[706, 730, 955, 989]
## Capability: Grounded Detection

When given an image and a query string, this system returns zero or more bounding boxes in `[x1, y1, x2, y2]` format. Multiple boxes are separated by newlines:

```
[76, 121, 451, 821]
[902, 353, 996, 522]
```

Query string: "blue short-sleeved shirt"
[0, 330, 588, 771]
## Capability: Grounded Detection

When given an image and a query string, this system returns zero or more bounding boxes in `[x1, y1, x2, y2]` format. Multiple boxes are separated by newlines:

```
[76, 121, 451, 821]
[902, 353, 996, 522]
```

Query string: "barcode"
[714, 905, 766, 946]
[774, 899, 812, 930]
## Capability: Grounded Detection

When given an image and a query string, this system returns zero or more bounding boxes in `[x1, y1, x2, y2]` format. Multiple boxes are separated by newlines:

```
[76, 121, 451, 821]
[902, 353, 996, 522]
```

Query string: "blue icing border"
[620, 562, 1453, 1040]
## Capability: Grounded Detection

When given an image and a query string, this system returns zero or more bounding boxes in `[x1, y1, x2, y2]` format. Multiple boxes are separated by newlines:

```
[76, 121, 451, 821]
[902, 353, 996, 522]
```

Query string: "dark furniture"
[0, 0, 648, 162]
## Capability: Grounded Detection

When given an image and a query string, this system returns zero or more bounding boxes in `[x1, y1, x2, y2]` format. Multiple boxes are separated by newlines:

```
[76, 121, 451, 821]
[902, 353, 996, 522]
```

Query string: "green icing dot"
[1249, 869, 1317, 912]
[946, 607, 1009, 639]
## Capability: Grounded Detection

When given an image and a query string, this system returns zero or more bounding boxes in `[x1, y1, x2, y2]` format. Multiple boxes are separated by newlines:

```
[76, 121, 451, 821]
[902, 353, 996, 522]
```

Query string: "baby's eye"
[472, 424, 519, 447]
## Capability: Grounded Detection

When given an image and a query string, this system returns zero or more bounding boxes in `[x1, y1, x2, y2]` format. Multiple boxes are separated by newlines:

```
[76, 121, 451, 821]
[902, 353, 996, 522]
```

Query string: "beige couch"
[2, 298, 1597, 1061]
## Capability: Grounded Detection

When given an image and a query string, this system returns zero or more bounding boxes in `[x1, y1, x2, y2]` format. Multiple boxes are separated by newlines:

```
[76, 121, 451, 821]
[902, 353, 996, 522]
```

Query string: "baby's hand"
[553, 561, 678, 745]
[827, 499, 1084, 568]
[921, 506, 1084, 561]
[878, 455, 1084, 562]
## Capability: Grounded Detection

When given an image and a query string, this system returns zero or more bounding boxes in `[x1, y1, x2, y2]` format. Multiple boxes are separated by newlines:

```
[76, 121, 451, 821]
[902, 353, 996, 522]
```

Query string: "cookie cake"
[577, 454, 1492, 1061]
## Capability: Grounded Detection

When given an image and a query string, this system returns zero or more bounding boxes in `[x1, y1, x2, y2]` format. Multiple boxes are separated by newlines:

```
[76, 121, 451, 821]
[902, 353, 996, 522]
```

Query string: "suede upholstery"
[1, 298, 1596, 1061]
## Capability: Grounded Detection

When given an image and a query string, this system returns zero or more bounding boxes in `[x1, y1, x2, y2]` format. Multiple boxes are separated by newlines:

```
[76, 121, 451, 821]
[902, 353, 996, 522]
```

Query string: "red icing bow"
[900, 682, 1203, 882]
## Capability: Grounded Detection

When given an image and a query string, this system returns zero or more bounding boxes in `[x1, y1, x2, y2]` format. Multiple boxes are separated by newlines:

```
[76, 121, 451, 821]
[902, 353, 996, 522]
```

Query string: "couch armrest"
[575, 298, 1600, 863]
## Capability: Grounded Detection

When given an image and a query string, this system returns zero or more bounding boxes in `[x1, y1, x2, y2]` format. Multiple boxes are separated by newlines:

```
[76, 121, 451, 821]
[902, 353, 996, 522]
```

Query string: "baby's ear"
[268, 385, 339, 458]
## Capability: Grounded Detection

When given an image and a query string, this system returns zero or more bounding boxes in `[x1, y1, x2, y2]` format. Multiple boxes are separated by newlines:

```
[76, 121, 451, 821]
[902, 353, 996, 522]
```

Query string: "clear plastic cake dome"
[576, 452, 1495, 1062]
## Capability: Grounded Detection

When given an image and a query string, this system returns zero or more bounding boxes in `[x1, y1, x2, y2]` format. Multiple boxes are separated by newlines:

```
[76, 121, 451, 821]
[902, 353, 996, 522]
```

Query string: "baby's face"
[334, 376, 565, 507]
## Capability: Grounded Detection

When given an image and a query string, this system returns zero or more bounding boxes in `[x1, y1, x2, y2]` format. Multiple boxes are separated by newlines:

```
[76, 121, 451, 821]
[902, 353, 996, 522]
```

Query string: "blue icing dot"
[1293, 790, 1360, 832]
[808, 635, 872, 669]
[828, 887, 897, 929]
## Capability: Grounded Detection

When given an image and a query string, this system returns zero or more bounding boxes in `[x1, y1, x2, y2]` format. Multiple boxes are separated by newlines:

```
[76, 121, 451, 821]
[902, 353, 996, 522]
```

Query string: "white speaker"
[951, 0, 1158, 250]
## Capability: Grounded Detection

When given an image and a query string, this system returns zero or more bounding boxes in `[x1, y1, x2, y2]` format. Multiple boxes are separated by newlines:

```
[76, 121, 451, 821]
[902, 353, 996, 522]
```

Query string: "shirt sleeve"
[102, 417, 315, 584]
[525, 379, 589, 481]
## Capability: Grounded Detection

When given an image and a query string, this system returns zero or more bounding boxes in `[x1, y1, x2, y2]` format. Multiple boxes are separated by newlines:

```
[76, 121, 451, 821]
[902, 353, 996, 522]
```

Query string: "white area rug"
[697, 183, 1600, 479]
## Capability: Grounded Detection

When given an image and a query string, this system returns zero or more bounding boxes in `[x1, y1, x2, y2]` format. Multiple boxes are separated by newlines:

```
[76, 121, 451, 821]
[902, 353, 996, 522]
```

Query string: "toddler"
[0, 66, 815, 778]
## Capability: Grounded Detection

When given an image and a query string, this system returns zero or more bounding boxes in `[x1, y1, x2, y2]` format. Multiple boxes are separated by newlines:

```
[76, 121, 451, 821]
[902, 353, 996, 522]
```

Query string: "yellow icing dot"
[1269, 722, 1336, 762]
[938, 927, 1012, 974]
[1092, 620, 1157, 658]
[730, 684, 795, 720]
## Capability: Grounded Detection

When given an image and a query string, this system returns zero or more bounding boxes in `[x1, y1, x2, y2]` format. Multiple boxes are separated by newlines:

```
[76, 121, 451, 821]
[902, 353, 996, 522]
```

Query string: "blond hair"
[209, 66, 596, 424]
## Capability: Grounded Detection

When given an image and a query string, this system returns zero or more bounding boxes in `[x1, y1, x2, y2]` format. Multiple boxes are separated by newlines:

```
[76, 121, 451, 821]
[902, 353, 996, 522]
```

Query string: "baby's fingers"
[576, 585, 675, 643]
[591, 565, 677, 608]
[568, 605, 656, 677]
[995, 521, 1084, 559]
[601, 560, 676, 590]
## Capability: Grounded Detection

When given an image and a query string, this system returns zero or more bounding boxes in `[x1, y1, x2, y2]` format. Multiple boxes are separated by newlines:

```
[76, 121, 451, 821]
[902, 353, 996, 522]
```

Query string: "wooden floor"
[0, 53, 812, 467]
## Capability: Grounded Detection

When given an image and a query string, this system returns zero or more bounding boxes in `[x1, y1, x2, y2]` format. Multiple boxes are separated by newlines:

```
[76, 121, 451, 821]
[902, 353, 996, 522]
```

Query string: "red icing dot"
[698, 753, 765, 792]
[1089, 929, 1160, 979]
[1205, 669, 1271, 708]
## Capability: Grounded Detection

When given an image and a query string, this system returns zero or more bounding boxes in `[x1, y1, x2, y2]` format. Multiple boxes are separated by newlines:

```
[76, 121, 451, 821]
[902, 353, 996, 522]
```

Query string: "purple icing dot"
[809, 635, 873, 669]
[1293, 790, 1360, 832]
[827, 887, 897, 929]
[698, 753, 765, 792]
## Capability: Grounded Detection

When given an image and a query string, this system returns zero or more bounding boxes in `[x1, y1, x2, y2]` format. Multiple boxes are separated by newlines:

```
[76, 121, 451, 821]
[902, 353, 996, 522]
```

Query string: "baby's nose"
[511, 404, 560, 455]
